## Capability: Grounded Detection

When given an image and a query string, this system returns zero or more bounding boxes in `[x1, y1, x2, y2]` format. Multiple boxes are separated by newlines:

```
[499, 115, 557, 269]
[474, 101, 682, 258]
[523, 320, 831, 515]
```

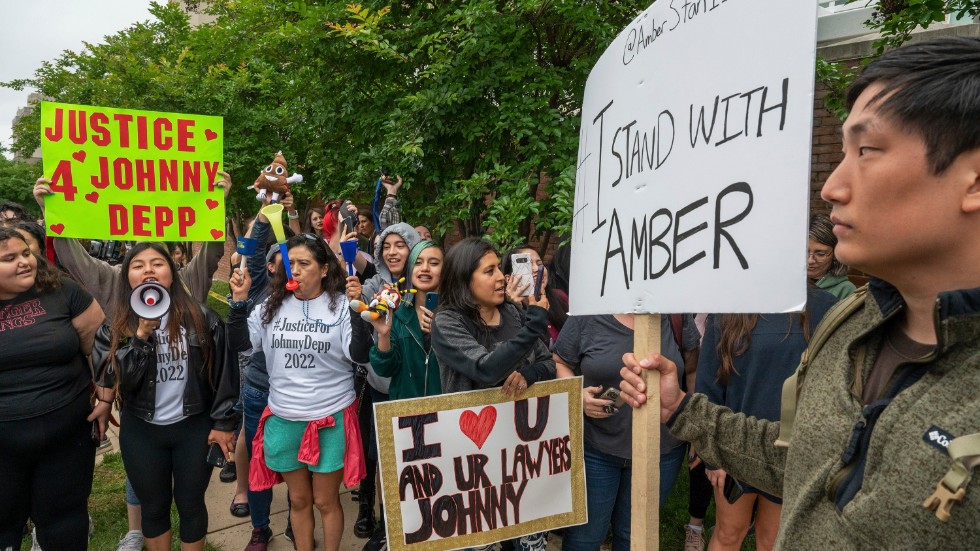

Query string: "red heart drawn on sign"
[206, 199, 219, 210]
[205, 129, 218, 141]
[210, 229, 224, 240]
[459, 406, 497, 449]
[85, 192, 99, 203]
[72, 150, 86, 163]
[50, 224, 65, 235]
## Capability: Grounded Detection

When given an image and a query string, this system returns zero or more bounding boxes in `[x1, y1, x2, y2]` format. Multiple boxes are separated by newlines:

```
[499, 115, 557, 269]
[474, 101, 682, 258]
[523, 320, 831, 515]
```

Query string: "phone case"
[425, 292, 439, 311]
[206, 443, 226, 468]
[723, 474, 745, 504]
[510, 253, 534, 296]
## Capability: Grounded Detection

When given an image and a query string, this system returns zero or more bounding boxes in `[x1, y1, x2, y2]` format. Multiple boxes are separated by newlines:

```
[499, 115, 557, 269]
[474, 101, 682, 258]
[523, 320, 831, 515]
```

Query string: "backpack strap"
[774, 286, 868, 449]
[923, 433, 980, 522]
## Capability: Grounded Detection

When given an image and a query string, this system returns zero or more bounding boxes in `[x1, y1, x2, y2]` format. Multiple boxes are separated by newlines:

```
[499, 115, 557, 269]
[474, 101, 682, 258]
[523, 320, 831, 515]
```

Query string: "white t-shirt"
[151, 314, 189, 425]
[248, 293, 355, 421]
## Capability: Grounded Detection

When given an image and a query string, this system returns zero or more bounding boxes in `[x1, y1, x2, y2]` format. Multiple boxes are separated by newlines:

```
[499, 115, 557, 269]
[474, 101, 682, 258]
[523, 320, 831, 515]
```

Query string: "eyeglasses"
[807, 250, 831, 260]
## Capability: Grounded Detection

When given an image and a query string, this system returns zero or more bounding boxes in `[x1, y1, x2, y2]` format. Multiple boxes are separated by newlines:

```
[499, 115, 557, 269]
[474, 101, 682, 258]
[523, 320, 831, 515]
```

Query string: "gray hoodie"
[360, 222, 421, 393]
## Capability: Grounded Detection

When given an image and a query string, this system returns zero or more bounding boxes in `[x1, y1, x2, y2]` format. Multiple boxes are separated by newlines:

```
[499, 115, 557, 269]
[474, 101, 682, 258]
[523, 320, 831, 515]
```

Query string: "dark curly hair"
[261, 234, 347, 326]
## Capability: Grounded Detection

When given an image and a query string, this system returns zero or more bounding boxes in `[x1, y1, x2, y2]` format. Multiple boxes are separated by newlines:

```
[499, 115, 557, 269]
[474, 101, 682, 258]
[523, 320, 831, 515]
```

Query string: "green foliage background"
[4, 0, 646, 253]
[4, 1, 979, 251]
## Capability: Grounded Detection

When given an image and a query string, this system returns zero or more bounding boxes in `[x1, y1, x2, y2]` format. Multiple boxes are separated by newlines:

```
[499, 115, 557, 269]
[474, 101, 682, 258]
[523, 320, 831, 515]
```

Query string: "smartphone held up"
[511, 253, 534, 297]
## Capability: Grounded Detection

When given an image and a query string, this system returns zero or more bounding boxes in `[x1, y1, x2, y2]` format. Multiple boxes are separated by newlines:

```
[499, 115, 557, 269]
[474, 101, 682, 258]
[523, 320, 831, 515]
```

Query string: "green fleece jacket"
[669, 279, 980, 550]
[369, 300, 441, 400]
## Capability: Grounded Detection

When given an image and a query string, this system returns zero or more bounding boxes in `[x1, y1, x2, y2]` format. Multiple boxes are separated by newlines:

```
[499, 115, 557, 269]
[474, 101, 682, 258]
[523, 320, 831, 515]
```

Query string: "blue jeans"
[561, 444, 685, 551]
[242, 382, 273, 530]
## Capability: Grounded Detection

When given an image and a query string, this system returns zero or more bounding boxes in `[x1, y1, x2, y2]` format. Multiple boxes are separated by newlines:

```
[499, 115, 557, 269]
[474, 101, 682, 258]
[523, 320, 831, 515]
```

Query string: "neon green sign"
[40, 101, 225, 241]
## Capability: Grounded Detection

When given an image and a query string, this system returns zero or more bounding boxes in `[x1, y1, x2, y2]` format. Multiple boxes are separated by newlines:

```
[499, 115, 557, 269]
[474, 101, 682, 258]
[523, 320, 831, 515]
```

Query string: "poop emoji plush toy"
[252, 151, 303, 203]
[350, 278, 416, 322]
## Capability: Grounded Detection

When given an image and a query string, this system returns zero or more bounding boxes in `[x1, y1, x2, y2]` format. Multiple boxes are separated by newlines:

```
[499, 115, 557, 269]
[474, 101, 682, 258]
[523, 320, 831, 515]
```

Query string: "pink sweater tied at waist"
[249, 401, 366, 491]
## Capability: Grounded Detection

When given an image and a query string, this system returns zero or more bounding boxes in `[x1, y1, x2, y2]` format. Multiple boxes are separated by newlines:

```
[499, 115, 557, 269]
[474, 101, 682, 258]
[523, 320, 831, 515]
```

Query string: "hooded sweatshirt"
[358, 223, 421, 393]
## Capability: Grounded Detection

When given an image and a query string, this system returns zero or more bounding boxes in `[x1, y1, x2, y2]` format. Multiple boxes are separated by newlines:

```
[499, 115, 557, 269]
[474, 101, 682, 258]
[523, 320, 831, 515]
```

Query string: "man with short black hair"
[621, 37, 980, 550]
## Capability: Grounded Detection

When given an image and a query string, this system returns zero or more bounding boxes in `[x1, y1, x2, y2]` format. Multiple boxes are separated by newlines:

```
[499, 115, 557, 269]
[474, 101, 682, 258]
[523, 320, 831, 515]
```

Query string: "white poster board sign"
[374, 379, 586, 551]
[570, 0, 819, 315]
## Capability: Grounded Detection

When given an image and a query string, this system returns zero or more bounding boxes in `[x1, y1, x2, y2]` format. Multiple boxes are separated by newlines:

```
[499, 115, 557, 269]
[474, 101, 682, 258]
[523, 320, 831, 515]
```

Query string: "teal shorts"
[263, 410, 346, 474]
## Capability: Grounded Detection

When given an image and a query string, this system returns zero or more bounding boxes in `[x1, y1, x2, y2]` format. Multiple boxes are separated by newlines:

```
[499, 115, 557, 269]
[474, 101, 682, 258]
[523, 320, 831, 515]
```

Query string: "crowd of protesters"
[2, 37, 979, 551]
[0, 164, 844, 551]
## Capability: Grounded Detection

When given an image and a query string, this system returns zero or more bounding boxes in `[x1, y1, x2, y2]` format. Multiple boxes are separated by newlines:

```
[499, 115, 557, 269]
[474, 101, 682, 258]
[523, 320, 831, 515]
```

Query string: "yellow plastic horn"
[261, 204, 287, 243]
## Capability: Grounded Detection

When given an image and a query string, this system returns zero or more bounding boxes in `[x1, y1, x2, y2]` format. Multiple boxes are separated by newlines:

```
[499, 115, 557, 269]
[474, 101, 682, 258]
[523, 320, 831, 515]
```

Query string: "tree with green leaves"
[0, 154, 43, 219]
[819, 1, 980, 120]
[4, 0, 649, 254]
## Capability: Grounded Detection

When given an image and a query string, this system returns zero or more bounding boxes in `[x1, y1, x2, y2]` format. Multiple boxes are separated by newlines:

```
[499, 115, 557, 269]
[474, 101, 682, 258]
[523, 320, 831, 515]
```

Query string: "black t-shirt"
[0, 277, 95, 421]
[554, 314, 697, 459]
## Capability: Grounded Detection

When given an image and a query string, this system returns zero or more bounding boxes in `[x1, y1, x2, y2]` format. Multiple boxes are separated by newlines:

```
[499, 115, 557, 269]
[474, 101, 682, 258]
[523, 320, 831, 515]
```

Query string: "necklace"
[299, 294, 347, 331]
[406, 318, 433, 396]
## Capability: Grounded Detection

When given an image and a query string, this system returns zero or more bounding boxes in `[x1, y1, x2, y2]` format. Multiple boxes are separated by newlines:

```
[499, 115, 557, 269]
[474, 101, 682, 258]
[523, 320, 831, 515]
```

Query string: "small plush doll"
[253, 151, 303, 203]
[351, 278, 416, 322]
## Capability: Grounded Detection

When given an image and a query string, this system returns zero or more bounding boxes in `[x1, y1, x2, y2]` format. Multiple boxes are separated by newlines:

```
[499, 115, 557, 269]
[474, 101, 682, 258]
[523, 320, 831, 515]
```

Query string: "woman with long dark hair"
[92, 242, 238, 551]
[0, 227, 105, 550]
[695, 288, 836, 551]
[229, 233, 364, 551]
[431, 237, 555, 551]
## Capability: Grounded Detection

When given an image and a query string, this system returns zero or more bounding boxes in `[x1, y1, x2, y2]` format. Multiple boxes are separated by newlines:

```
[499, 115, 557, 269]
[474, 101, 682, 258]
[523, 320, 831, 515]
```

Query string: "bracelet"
[386, 193, 397, 199]
[287, 211, 299, 220]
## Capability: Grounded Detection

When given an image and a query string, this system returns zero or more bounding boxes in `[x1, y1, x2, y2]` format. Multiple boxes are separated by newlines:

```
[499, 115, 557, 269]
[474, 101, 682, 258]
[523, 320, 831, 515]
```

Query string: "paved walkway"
[102, 422, 563, 550]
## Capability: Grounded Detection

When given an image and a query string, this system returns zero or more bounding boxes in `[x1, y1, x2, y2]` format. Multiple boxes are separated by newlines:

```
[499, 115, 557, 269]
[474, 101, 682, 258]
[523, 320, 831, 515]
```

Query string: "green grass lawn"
[658, 464, 756, 551]
[209, 280, 231, 320]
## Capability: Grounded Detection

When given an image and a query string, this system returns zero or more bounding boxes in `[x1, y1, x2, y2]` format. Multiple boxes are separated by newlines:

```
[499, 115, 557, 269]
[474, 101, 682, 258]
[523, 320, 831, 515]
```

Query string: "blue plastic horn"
[236, 236, 258, 272]
[340, 240, 358, 276]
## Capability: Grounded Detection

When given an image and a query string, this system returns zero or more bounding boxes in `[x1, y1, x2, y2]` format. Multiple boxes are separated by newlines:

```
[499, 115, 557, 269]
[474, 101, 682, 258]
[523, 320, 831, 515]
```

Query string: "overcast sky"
[0, 0, 156, 159]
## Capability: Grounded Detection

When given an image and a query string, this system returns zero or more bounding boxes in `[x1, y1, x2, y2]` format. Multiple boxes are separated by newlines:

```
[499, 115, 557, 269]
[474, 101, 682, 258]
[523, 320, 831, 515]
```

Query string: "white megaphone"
[129, 280, 171, 320]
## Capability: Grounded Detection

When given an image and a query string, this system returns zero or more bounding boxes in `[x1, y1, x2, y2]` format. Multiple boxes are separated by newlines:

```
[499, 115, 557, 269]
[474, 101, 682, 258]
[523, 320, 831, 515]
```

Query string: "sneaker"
[244, 526, 273, 551]
[362, 522, 387, 551]
[283, 522, 296, 550]
[684, 525, 705, 551]
[116, 530, 145, 551]
[219, 461, 237, 483]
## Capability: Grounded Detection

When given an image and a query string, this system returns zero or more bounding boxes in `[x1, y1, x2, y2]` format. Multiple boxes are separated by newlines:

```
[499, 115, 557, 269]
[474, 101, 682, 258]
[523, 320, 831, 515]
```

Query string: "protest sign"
[374, 378, 586, 551]
[570, 0, 819, 315]
[40, 101, 225, 241]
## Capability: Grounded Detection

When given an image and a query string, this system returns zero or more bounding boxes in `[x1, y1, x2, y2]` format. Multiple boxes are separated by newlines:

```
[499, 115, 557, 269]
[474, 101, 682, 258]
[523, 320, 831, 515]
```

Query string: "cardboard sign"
[40, 102, 225, 241]
[570, 0, 819, 315]
[375, 378, 586, 551]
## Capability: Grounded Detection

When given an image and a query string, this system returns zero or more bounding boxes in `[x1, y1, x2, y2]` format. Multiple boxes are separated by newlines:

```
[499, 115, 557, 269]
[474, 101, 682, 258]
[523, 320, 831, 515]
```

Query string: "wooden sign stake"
[631, 313, 661, 550]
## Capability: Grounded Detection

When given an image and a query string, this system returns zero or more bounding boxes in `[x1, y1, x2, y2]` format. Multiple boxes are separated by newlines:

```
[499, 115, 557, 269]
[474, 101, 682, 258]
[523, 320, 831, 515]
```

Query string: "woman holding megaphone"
[92, 242, 239, 551]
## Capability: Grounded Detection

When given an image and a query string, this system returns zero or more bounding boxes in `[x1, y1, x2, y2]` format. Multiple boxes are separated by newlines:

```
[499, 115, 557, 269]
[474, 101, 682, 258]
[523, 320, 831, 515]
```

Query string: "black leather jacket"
[92, 306, 239, 431]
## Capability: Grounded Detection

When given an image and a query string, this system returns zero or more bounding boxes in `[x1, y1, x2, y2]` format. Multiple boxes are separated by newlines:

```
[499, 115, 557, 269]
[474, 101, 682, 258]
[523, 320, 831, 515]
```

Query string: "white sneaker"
[116, 530, 145, 551]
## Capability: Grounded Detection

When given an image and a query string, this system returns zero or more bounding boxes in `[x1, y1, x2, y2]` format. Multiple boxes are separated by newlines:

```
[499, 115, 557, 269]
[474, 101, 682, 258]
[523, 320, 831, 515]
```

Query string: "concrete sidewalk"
[102, 419, 562, 550]
[205, 471, 362, 550]
[204, 476, 563, 550]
